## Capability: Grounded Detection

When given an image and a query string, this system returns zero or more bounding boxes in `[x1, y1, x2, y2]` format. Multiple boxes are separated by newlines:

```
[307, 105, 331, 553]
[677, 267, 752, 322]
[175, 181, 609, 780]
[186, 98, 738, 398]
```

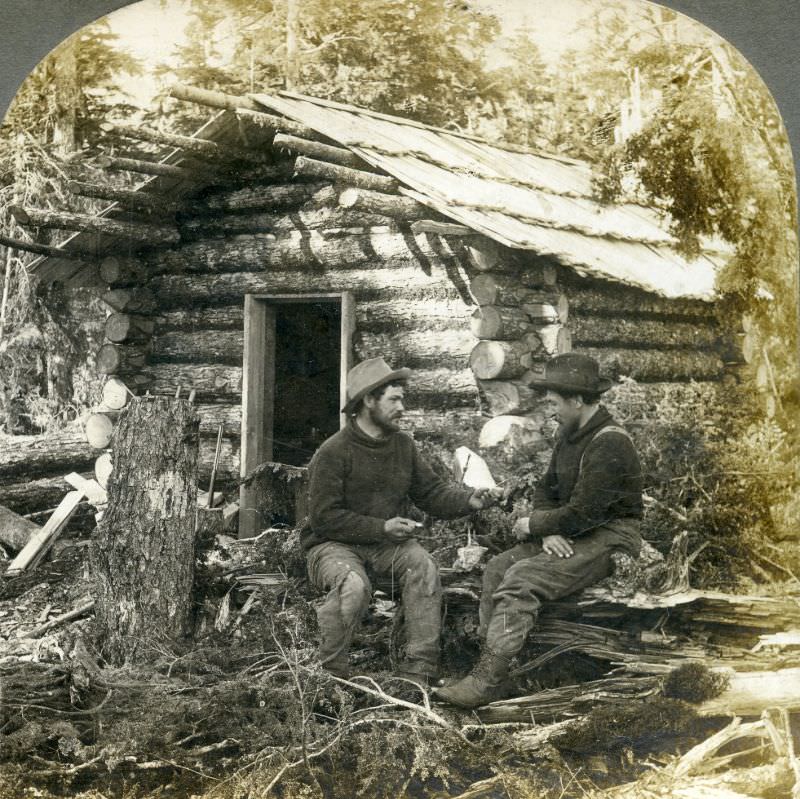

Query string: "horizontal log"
[477, 379, 542, 416]
[151, 330, 243, 365]
[99, 256, 150, 286]
[0, 233, 86, 260]
[272, 133, 365, 169]
[697, 668, 800, 717]
[293, 155, 398, 192]
[192, 181, 325, 213]
[148, 265, 461, 310]
[470, 305, 531, 340]
[397, 408, 483, 440]
[179, 207, 397, 239]
[338, 188, 431, 220]
[581, 346, 726, 382]
[67, 180, 175, 214]
[95, 452, 112, 489]
[0, 473, 91, 516]
[233, 108, 320, 140]
[105, 313, 155, 344]
[9, 205, 179, 246]
[469, 273, 567, 318]
[169, 82, 260, 111]
[108, 122, 267, 163]
[353, 328, 473, 370]
[102, 288, 157, 315]
[566, 283, 717, 319]
[101, 377, 132, 410]
[0, 504, 41, 552]
[0, 430, 95, 482]
[84, 412, 116, 449]
[524, 324, 572, 357]
[570, 314, 722, 349]
[96, 342, 149, 375]
[410, 220, 475, 236]
[195, 403, 242, 437]
[96, 155, 196, 180]
[469, 340, 529, 380]
[464, 239, 517, 273]
[147, 364, 244, 399]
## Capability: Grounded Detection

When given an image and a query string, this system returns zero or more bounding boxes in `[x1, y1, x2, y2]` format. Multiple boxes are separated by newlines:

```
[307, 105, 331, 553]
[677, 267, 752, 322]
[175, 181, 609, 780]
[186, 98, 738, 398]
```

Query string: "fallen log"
[0, 504, 40, 552]
[293, 155, 398, 192]
[0, 430, 95, 482]
[168, 82, 260, 112]
[697, 668, 800, 717]
[9, 205, 180, 247]
[0, 474, 85, 516]
[469, 305, 532, 340]
[25, 600, 96, 639]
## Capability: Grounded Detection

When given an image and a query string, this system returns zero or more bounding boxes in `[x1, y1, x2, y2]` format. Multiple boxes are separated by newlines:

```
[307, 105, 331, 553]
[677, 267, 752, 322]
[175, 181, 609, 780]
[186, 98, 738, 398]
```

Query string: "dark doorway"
[272, 301, 342, 466]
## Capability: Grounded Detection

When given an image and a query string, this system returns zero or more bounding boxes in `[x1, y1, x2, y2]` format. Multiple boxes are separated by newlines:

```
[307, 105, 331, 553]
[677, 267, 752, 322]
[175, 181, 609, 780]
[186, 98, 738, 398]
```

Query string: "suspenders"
[578, 424, 633, 476]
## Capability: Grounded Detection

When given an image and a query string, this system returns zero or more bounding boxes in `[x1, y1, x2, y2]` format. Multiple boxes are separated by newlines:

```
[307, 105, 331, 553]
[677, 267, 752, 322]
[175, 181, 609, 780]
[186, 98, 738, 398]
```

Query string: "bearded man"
[303, 357, 497, 685]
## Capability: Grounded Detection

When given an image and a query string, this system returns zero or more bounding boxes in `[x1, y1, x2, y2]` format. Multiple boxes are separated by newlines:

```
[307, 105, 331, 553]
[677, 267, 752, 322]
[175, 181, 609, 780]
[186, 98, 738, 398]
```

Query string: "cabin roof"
[28, 90, 732, 301]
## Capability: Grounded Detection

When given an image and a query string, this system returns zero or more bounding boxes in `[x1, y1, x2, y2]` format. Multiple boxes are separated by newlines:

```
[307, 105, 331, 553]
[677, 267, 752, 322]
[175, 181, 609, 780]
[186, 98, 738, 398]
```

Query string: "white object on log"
[453, 447, 497, 489]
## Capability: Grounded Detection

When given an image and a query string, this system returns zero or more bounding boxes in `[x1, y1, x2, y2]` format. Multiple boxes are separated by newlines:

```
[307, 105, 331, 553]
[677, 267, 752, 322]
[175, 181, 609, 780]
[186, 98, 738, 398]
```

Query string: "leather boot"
[434, 649, 510, 709]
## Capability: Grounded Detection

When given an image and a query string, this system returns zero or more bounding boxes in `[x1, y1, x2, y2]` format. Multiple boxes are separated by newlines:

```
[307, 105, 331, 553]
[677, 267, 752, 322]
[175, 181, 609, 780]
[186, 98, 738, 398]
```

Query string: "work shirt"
[529, 405, 643, 538]
[303, 419, 474, 550]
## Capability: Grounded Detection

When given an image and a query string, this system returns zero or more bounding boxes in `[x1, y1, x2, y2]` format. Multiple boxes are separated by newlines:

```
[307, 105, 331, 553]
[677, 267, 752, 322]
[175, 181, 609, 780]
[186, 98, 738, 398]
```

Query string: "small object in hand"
[414, 522, 424, 528]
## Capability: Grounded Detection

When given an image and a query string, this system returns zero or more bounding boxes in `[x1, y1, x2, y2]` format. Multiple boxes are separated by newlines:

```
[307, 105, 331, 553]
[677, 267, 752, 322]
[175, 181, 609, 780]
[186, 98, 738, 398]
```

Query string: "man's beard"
[369, 405, 401, 433]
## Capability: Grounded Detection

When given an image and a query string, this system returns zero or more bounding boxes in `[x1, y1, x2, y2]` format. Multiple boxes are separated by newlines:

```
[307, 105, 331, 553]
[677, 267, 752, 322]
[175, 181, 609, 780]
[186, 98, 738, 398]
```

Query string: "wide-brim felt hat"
[528, 352, 613, 395]
[342, 357, 412, 414]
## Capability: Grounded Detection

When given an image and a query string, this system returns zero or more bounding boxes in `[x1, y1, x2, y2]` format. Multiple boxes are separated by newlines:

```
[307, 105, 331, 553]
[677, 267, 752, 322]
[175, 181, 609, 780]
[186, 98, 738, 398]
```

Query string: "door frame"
[238, 292, 355, 538]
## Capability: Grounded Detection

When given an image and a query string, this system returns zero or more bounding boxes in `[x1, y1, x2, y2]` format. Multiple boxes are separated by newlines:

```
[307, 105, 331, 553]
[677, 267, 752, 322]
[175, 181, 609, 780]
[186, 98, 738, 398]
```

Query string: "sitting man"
[303, 356, 497, 685]
[436, 352, 643, 708]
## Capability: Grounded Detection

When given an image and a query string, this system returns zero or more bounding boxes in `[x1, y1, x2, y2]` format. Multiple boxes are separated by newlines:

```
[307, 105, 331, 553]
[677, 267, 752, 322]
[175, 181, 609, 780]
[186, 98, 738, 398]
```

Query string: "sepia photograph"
[0, 0, 798, 796]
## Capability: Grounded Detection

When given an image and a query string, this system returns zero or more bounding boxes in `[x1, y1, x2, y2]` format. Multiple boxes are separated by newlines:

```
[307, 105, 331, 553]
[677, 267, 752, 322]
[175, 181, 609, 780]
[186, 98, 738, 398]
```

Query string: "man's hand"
[542, 535, 574, 558]
[383, 517, 420, 543]
[468, 487, 503, 510]
[513, 517, 531, 541]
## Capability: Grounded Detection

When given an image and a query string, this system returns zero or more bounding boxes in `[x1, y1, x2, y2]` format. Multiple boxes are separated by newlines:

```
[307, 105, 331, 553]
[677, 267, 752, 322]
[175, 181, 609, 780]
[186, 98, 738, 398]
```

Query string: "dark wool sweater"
[303, 420, 474, 550]
[529, 405, 643, 538]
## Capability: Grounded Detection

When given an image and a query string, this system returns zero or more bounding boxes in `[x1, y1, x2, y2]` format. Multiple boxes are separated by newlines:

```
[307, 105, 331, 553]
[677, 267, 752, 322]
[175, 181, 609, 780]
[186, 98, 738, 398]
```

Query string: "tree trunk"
[10, 205, 180, 246]
[68, 181, 175, 215]
[293, 155, 398, 192]
[582, 346, 725, 381]
[352, 328, 473, 370]
[105, 313, 155, 344]
[98, 256, 151, 286]
[193, 181, 323, 213]
[102, 288, 157, 315]
[569, 313, 721, 349]
[470, 305, 531, 340]
[96, 343, 149, 375]
[148, 265, 459, 309]
[405, 368, 477, 408]
[90, 396, 200, 665]
[469, 340, 529, 379]
[0, 430, 94, 481]
[273, 133, 366, 169]
[478, 379, 542, 416]
[338, 187, 431, 220]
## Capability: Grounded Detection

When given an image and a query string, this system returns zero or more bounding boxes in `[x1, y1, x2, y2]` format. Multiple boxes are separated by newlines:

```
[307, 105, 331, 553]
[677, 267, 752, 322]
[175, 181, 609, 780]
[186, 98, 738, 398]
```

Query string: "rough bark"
[96, 154, 196, 180]
[9, 205, 180, 246]
[96, 343, 149, 375]
[0, 233, 87, 260]
[582, 346, 726, 382]
[90, 396, 199, 665]
[149, 229, 442, 274]
[565, 283, 716, 319]
[477, 379, 542, 416]
[234, 108, 320, 140]
[68, 181, 175, 215]
[469, 340, 529, 380]
[293, 155, 398, 192]
[272, 133, 366, 169]
[104, 313, 155, 344]
[192, 181, 324, 213]
[0, 430, 95, 481]
[338, 187, 431, 220]
[0, 474, 88, 516]
[102, 288, 157, 315]
[569, 313, 722, 350]
[150, 330, 243, 365]
[469, 305, 531, 340]
[352, 328, 473, 370]
[148, 266, 460, 310]
[147, 364, 244, 399]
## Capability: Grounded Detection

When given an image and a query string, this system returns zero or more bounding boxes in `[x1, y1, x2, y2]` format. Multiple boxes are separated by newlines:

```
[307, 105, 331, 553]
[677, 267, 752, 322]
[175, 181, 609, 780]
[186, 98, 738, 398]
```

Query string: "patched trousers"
[478, 518, 642, 659]
[306, 538, 441, 674]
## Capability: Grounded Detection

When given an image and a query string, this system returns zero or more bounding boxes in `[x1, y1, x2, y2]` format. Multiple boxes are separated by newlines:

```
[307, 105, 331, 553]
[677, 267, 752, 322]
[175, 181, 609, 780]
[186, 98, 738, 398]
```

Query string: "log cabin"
[11, 85, 742, 537]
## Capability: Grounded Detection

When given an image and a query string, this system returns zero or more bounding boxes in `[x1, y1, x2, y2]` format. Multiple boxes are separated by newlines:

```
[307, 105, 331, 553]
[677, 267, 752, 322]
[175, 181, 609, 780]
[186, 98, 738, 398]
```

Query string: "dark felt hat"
[342, 357, 412, 414]
[528, 353, 613, 395]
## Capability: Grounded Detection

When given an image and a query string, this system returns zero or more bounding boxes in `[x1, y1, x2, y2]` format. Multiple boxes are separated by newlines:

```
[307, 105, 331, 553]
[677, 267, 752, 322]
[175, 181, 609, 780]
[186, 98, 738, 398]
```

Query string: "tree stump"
[90, 396, 200, 664]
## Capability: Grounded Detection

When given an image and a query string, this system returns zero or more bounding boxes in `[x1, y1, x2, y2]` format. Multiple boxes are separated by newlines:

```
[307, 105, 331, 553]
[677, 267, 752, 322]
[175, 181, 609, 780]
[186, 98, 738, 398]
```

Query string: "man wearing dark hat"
[303, 357, 498, 684]
[436, 352, 643, 708]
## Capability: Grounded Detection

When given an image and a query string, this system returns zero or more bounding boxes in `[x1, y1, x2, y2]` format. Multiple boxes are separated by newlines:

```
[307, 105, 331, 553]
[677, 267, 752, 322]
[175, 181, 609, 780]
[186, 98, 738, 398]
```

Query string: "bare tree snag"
[96, 343, 149, 375]
[470, 305, 531, 340]
[90, 396, 200, 665]
[293, 155, 398, 192]
[9, 205, 180, 246]
[105, 313, 155, 344]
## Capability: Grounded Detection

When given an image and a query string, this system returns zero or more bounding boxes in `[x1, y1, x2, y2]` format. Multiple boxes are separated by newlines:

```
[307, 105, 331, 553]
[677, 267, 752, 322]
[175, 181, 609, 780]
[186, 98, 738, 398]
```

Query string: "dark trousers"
[478, 518, 642, 658]
[306, 538, 441, 674]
